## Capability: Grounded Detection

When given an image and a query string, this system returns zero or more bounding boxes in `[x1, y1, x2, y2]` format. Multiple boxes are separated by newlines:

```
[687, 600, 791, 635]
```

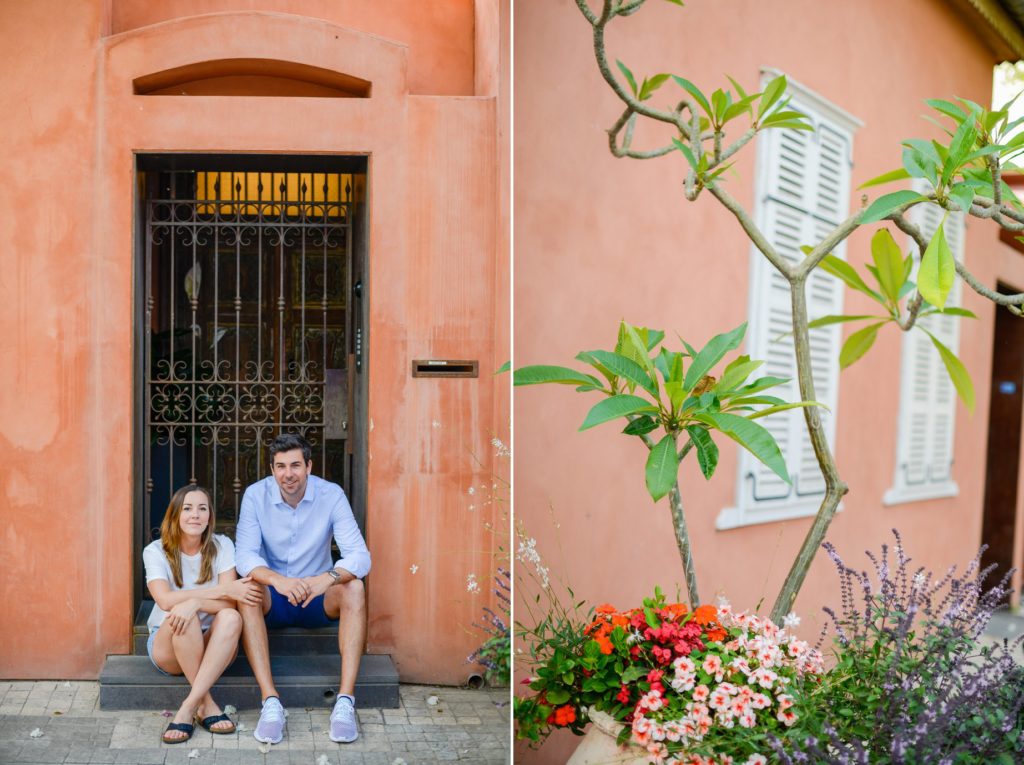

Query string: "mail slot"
[412, 359, 479, 378]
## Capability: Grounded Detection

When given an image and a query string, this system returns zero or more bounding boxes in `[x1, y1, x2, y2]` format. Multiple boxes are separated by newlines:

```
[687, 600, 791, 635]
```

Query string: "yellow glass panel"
[195, 171, 356, 216]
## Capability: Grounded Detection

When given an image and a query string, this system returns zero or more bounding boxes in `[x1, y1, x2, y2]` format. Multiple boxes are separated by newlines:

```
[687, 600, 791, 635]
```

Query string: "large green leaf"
[818, 254, 883, 302]
[839, 321, 887, 369]
[860, 190, 927, 224]
[616, 60, 638, 96]
[583, 350, 659, 398]
[922, 329, 976, 413]
[746, 401, 828, 420]
[645, 434, 679, 501]
[672, 76, 712, 118]
[870, 228, 906, 305]
[733, 375, 791, 396]
[757, 74, 787, 120]
[715, 355, 763, 394]
[807, 314, 885, 330]
[694, 412, 790, 484]
[684, 426, 719, 480]
[858, 167, 911, 189]
[617, 322, 658, 380]
[918, 217, 955, 309]
[514, 365, 601, 388]
[683, 323, 747, 391]
[579, 394, 658, 431]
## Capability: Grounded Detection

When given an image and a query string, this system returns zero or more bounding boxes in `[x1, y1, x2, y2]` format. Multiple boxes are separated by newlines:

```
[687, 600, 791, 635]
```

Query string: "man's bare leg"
[325, 578, 366, 695]
[238, 585, 279, 701]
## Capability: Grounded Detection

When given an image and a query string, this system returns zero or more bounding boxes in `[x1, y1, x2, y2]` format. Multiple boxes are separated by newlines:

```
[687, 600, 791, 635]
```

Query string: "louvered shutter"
[720, 77, 858, 528]
[885, 193, 964, 503]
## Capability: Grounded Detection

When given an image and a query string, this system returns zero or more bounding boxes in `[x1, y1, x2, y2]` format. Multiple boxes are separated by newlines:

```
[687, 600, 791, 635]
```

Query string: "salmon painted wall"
[110, 0, 476, 96]
[514, 0, 1023, 760]
[0, 0, 508, 684]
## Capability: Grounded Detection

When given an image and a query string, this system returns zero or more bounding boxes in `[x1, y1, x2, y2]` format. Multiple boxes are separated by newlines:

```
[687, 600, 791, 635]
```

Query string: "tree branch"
[770, 278, 849, 623]
[609, 109, 686, 160]
[707, 182, 792, 277]
[795, 209, 864, 278]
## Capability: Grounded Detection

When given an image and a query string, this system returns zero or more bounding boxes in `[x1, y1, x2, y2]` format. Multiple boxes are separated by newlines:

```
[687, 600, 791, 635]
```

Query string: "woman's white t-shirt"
[143, 534, 236, 633]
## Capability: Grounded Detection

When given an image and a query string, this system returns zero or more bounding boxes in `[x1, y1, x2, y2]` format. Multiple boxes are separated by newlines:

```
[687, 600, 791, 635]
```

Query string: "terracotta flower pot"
[565, 708, 651, 765]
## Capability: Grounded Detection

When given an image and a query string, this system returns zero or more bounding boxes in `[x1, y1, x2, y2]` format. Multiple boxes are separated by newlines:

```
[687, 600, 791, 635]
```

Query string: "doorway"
[133, 154, 368, 605]
[980, 281, 1024, 601]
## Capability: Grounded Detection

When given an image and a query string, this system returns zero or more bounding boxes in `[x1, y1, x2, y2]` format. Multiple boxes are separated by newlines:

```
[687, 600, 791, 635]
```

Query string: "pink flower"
[691, 684, 710, 702]
[746, 755, 768, 765]
[777, 707, 798, 727]
[739, 709, 757, 728]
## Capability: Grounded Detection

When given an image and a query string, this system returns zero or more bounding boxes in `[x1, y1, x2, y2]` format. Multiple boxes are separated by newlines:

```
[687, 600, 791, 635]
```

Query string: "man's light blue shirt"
[235, 474, 371, 580]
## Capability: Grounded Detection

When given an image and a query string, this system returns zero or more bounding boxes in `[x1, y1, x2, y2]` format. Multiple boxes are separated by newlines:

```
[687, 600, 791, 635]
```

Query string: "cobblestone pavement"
[0, 682, 510, 765]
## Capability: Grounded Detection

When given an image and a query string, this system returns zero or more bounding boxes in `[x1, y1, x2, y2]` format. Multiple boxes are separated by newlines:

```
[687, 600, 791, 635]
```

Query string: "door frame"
[130, 152, 371, 617]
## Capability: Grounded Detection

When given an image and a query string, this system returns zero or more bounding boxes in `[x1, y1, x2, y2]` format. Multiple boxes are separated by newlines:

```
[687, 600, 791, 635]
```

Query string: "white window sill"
[883, 482, 959, 506]
[716, 497, 842, 530]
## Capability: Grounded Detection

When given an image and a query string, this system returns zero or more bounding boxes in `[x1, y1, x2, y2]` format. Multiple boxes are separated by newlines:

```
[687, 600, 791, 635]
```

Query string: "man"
[235, 433, 370, 745]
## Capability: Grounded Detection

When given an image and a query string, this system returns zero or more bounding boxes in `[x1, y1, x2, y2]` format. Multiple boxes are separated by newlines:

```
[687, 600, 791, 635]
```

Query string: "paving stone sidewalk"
[0, 682, 510, 765]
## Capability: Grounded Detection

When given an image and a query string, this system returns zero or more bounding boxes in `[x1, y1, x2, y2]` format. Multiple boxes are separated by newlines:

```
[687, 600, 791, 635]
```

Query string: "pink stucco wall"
[514, 0, 1024, 760]
[0, 0, 508, 685]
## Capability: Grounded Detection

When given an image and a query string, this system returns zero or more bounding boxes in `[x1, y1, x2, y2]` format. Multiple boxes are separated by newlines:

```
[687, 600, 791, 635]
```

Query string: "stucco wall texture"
[0, 0, 509, 685]
[514, 0, 1024, 761]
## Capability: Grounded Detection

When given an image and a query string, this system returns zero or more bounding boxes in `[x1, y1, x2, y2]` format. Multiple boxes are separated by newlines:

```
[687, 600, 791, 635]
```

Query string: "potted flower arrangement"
[516, 587, 823, 765]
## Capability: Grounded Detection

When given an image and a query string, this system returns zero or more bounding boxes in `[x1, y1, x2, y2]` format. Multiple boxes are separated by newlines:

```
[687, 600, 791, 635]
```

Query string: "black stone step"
[99, 654, 400, 710]
[133, 601, 338, 656]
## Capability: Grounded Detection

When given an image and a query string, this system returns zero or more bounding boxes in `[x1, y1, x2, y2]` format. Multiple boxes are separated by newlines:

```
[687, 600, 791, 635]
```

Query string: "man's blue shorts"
[264, 586, 339, 629]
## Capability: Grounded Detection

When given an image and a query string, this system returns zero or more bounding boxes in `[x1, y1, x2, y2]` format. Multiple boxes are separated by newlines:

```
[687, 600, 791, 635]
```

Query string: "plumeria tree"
[517, 0, 1024, 625]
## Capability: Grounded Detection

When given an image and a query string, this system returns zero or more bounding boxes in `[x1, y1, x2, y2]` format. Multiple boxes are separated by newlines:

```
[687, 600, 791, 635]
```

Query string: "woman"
[143, 484, 262, 744]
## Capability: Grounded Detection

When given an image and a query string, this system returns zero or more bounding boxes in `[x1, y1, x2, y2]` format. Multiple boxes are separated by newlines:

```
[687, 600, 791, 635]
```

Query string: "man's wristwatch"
[326, 568, 341, 584]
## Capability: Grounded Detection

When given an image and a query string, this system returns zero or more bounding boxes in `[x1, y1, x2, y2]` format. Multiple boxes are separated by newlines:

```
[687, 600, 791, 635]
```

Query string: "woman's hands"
[224, 576, 263, 607]
[165, 598, 201, 635]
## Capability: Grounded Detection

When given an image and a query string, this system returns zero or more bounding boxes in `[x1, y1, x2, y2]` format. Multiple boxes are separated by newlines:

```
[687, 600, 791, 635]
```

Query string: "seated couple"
[143, 433, 370, 746]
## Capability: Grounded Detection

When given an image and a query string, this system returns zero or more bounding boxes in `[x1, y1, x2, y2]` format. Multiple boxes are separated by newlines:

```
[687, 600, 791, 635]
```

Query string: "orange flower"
[663, 602, 689, 618]
[552, 704, 577, 726]
[705, 626, 728, 643]
[693, 604, 718, 626]
[594, 634, 614, 654]
[595, 603, 617, 615]
[611, 614, 630, 629]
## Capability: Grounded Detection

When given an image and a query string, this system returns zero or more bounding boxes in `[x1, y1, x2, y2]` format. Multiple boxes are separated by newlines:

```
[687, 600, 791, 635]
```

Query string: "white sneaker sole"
[253, 729, 283, 744]
[329, 729, 358, 744]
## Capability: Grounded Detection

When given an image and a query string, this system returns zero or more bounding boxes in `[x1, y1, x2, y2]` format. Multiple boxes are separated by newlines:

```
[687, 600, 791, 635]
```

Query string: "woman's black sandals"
[161, 721, 195, 744]
[196, 713, 236, 734]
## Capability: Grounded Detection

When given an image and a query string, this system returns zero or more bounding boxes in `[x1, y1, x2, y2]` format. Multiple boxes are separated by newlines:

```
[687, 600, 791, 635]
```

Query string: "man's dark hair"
[268, 433, 312, 464]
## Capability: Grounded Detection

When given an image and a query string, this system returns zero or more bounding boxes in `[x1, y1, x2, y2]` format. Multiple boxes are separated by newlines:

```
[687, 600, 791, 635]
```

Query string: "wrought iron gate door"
[139, 157, 365, 542]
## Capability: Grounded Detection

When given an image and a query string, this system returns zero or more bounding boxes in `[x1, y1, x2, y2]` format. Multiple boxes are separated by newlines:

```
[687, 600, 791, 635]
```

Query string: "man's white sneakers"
[254, 696, 285, 744]
[329, 694, 359, 743]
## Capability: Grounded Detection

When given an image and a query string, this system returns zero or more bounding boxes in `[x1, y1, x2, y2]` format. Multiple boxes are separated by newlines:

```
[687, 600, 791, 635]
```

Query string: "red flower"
[616, 685, 631, 704]
[547, 704, 577, 727]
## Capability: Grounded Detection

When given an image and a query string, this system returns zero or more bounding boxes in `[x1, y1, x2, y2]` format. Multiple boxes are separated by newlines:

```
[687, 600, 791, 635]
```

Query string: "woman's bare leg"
[178, 610, 242, 731]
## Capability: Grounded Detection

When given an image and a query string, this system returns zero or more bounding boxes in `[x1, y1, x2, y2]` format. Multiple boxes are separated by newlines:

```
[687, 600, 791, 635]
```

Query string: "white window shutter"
[884, 192, 964, 504]
[719, 73, 859, 529]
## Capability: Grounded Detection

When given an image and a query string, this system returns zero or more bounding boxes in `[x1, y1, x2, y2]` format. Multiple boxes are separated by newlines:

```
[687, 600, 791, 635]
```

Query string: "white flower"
[783, 612, 801, 629]
[410, 564, 418, 574]
[466, 574, 480, 594]
[491, 437, 510, 457]
[467, 486, 476, 495]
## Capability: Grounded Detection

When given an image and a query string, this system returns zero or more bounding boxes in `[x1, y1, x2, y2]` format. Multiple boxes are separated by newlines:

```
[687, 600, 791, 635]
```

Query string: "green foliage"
[515, 321, 824, 500]
[859, 94, 1024, 218]
[801, 233, 976, 411]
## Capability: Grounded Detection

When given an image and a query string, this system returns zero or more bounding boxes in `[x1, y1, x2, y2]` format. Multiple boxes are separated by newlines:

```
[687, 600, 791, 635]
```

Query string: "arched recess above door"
[105, 11, 407, 100]
[133, 58, 371, 98]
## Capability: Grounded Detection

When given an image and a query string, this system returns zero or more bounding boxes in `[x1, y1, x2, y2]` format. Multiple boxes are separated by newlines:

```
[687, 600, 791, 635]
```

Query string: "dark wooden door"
[980, 283, 1024, 600]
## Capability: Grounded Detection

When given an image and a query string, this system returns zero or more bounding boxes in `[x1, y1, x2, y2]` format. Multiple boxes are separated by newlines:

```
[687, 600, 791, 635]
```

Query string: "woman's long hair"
[159, 484, 217, 588]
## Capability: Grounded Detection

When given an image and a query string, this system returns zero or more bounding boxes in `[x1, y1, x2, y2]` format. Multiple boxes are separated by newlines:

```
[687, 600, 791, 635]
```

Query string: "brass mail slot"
[412, 359, 479, 378]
